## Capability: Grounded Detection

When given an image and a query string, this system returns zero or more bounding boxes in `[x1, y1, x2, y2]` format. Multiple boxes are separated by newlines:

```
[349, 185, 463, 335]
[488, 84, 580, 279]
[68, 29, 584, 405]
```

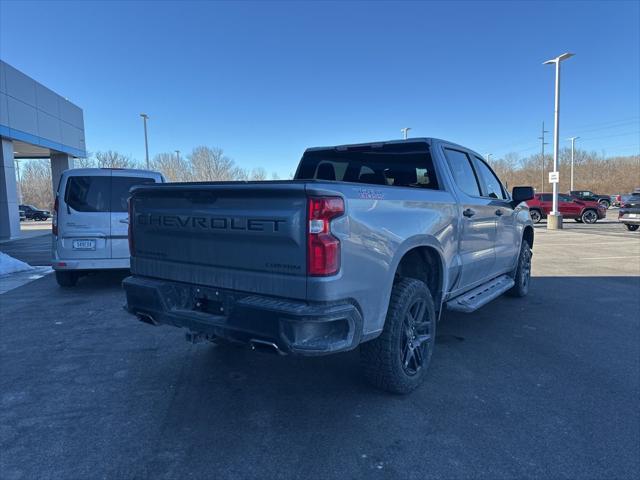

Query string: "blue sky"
[1, 0, 638, 177]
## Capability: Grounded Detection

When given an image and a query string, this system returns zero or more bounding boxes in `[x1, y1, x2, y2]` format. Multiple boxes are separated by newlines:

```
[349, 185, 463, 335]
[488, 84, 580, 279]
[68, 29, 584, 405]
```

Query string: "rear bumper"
[122, 275, 363, 356]
[52, 257, 130, 271]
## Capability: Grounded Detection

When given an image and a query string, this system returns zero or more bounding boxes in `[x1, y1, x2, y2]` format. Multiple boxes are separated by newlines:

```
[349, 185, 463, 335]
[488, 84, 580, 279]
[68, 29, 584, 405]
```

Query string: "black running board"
[446, 275, 515, 313]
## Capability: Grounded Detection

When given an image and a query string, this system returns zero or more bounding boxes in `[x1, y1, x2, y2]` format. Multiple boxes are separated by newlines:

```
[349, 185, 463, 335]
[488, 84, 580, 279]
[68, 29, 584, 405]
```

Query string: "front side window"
[443, 148, 480, 197]
[472, 157, 507, 200]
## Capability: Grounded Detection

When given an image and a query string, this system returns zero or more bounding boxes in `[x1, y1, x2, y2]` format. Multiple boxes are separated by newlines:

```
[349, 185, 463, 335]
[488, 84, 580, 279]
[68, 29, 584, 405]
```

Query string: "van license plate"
[73, 239, 96, 250]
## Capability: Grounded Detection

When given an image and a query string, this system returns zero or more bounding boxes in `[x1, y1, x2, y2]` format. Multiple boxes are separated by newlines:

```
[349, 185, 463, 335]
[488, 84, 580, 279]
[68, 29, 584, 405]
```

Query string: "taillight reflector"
[52, 197, 59, 236]
[128, 199, 134, 255]
[307, 197, 344, 276]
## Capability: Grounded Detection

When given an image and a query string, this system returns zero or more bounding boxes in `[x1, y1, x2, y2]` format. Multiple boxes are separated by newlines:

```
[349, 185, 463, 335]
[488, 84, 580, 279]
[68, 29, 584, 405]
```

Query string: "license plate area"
[72, 239, 96, 250]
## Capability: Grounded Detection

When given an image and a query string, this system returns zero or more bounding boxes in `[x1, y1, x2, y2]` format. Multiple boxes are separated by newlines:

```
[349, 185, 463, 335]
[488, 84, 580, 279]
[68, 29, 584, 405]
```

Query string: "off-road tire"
[507, 240, 532, 298]
[55, 271, 79, 287]
[360, 278, 436, 394]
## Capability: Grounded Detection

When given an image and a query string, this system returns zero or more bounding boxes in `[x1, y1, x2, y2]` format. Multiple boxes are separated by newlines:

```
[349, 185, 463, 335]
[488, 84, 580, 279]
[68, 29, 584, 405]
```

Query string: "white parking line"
[579, 256, 640, 260]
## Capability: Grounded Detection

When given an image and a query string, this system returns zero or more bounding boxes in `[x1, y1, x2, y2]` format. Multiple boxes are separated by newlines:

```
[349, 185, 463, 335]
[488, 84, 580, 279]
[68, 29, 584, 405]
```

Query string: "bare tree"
[19, 160, 53, 209]
[151, 152, 192, 182]
[249, 167, 268, 181]
[95, 150, 138, 169]
[188, 146, 244, 181]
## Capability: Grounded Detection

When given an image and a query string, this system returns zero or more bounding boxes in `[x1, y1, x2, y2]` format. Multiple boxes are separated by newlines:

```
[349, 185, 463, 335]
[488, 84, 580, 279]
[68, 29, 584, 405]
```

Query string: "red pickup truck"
[527, 193, 606, 224]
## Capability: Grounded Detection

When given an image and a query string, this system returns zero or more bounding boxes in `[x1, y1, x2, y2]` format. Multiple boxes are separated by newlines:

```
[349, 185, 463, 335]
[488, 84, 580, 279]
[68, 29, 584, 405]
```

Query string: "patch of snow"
[0, 252, 33, 275]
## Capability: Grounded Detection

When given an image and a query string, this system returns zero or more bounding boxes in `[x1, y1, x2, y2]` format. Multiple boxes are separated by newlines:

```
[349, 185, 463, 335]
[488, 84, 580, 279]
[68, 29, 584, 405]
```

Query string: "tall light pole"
[538, 122, 549, 193]
[568, 136, 579, 191]
[486, 153, 493, 162]
[401, 127, 411, 140]
[140, 113, 150, 168]
[175, 150, 180, 162]
[543, 52, 574, 230]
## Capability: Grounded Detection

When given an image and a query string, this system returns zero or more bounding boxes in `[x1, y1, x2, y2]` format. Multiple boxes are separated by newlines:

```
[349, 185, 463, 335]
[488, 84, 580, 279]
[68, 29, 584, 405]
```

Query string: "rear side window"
[296, 142, 439, 189]
[65, 176, 111, 212]
[472, 157, 507, 200]
[443, 148, 480, 197]
[64, 176, 155, 212]
[111, 177, 155, 212]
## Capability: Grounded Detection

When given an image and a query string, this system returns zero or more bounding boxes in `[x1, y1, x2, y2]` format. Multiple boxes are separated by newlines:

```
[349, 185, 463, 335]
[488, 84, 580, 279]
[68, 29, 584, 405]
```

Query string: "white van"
[52, 168, 165, 287]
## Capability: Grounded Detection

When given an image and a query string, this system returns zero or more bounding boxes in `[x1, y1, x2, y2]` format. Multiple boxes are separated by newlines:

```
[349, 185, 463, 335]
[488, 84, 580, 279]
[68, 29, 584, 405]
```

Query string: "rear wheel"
[507, 241, 532, 297]
[581, 209, 598, 224]
[55, 271, 79, 287]
[625, 224, 639, 231]
[599, 199, 610, 209]
[360, 278, 436, 394]
[529, 209, 542, 224]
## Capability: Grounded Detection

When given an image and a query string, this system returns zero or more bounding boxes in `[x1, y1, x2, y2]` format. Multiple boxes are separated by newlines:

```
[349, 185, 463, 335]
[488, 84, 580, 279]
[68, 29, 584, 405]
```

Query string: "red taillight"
[52, 197, 59, 236]
[307, 197, 344, 276]
[128, 199, 134, 255]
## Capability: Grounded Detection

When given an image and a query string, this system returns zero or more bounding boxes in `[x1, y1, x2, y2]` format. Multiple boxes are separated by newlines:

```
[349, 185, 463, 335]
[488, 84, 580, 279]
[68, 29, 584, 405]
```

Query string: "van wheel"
[626, 224, 639, 231]
[56, 271, 78, 287]
[507, 241, 532, 297]
[360, 278, 436, 394]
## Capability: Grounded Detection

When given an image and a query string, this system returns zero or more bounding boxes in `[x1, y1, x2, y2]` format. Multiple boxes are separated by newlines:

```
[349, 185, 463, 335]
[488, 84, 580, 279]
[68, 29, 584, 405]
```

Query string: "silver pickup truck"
[123, 138, 535, 393]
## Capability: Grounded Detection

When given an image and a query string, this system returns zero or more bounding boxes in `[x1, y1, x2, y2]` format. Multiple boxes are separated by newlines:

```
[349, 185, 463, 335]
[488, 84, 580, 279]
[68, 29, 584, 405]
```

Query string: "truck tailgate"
[129, 182, 308, 299]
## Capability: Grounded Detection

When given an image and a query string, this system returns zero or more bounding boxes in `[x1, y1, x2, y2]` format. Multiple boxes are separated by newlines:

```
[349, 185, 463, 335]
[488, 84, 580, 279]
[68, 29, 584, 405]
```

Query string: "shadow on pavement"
[0, 275, 638, 479]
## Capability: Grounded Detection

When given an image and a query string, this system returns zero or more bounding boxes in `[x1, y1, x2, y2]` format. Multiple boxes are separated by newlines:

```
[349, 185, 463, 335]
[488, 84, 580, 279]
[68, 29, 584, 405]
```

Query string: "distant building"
[0, 60, 86, 239]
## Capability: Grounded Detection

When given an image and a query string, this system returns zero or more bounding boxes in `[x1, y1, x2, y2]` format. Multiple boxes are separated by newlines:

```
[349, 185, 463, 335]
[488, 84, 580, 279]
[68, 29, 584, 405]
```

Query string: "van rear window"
[65, 176, 155, 212]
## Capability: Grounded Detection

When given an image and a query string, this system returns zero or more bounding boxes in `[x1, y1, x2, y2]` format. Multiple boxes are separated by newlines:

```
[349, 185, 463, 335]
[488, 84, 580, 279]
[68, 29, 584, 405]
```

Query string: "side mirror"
[511, 186, 534, 206]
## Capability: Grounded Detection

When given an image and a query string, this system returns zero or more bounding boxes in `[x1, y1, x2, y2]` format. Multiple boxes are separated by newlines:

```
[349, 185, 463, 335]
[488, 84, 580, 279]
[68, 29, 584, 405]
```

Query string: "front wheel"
[360, 278, 436, 394]
[55, 271, 78, 287]
[625, 224, 639, 231]
[507, 241, 532, 297]
[529, 209, 542, 224]
[599, 200, 610, 209]
[581, 209, 598, 224]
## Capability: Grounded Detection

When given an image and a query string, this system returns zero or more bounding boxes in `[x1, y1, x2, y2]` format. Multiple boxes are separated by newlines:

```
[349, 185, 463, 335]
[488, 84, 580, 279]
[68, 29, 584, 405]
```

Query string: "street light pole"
[401, 127, 411, 140]
[140, 113, 150, 169]
[175, 150, 180, 162]
[543, 52, 574, 230]
[568, 136, 579, 191]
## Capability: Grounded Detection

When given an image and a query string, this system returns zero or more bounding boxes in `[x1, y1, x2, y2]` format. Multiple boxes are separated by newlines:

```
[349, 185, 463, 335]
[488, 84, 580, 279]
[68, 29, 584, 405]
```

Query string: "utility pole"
[568, 137, 579, 191]
[14, 159, 23, 204]
[140, 113, 150, 169]
[544, 52, 575, 230]
[538, 122, 549, 193]
[401, 127, 411, 140]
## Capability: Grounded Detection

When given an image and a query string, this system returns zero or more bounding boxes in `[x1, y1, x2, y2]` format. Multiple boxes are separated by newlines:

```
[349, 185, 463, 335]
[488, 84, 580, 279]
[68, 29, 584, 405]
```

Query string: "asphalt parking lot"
[1, 212, 639, 479]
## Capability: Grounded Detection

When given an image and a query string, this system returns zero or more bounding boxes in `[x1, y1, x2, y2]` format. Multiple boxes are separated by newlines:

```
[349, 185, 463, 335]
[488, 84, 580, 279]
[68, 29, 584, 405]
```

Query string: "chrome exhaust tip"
[136, 312, 157, 326]
[249, 338, 285, 356]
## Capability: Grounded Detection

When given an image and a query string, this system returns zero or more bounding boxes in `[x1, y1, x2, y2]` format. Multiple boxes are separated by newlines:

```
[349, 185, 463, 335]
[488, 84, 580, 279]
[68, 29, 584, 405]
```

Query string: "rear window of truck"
[65, 176, 155, 212]
[296, 142, 439, 189]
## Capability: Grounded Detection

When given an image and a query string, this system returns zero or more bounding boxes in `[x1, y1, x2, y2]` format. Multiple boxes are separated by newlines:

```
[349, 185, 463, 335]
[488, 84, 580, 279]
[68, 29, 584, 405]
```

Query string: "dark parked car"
[570, 190, 611, 209]
[526, 193, 606, 224]
[19, 204, 51, 221]
[618, 194, 640, 231]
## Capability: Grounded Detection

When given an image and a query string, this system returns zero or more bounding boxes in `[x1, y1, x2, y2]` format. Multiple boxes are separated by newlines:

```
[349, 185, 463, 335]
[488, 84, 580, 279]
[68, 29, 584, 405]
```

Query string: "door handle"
[495, 209, 504, 216]
[119, 218, 129, 224]
[463, 208, 476, 218]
